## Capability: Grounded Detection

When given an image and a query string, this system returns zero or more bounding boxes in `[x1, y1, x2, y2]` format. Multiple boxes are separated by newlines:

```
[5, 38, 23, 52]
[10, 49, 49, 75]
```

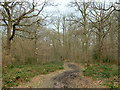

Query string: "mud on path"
[16, 62, 106, 88]
[16, 62, 72, 88]
[52, 63, 80, 88]
[53, 63, 106, 88]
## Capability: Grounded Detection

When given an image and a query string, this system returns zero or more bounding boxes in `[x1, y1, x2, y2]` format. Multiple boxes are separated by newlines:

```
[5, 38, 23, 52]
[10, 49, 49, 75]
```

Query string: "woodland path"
[16, 62, 106, 88]
[52, 63, 80, 88]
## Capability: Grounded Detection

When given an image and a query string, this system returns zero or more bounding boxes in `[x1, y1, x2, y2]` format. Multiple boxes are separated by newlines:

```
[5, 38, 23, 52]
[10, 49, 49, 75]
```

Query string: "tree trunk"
[7, 19, 12, 60]
[118, 3, 120, 67]
[98, 34, 103, 62]
[34, 39, 38, 64]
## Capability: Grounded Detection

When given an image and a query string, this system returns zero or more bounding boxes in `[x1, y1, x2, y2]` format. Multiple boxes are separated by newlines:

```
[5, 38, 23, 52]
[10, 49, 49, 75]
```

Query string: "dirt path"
[16, 62, 71, 88]
[52, 63, 80, 88]
[52, 63, 106, 88]
[16, 62, 106, 88]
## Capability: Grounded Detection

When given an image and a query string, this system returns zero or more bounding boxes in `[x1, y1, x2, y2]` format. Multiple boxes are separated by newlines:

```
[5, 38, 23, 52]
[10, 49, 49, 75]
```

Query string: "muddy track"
[16, 63, 107, 88]
[52, 63, 80, 88]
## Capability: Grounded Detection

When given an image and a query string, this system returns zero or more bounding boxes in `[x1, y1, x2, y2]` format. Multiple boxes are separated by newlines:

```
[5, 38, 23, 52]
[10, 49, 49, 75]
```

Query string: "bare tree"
[0, 0, 48, 57]
[88, 2, 116, 62]
[69, 0, 91, 63]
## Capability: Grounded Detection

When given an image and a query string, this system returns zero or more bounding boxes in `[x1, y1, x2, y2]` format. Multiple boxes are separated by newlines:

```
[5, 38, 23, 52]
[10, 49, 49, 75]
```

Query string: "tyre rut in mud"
[52, 63, 80, 88]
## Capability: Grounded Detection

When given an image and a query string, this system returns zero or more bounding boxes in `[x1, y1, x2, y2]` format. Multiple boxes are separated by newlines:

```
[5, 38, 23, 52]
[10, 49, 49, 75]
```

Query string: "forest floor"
[15, 62, 107, 88]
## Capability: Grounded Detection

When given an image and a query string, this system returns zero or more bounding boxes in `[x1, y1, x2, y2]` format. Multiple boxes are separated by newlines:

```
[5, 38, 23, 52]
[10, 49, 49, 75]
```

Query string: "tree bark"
[7, 18, 11, 57]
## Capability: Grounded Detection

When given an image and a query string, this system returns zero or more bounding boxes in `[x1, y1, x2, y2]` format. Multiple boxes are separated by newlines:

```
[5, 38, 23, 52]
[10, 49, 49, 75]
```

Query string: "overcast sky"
[43, 0, 73, 16]
[43, 0, 118, 15]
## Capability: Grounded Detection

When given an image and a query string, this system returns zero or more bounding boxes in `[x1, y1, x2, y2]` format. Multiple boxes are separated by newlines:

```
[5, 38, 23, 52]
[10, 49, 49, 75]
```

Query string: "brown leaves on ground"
[15, 62, 107, 88]
[15, 63, 70, 88]
[66, 72, 106, 88]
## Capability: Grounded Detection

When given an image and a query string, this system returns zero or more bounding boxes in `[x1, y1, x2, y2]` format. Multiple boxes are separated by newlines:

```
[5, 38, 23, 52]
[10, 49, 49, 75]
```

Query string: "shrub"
[102, 55, 115, 63]
[92, 49, 98, 62]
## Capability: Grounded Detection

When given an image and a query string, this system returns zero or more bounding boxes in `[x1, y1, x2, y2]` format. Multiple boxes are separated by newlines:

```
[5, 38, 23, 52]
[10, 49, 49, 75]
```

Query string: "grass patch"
[3, 61, 64, 88]
[83, 63, 118, 88]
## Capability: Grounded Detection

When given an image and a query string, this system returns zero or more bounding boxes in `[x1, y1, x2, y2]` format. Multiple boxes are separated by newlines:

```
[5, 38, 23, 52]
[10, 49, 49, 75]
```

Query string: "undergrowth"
[83, 63, 118, 88]
[2, 61, 64, 88]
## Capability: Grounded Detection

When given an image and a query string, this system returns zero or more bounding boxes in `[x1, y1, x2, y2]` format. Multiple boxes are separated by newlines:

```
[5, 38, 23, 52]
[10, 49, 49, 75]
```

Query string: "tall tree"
[88, 2, 116, 62]
[0, 0, 47, 58]
[69, 0, 90, 63]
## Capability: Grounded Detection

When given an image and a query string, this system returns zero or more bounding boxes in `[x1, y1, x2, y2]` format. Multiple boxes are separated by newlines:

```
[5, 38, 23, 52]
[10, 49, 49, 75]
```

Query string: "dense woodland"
[0, 0, 119, 88]
[0, 0, 119, 65]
